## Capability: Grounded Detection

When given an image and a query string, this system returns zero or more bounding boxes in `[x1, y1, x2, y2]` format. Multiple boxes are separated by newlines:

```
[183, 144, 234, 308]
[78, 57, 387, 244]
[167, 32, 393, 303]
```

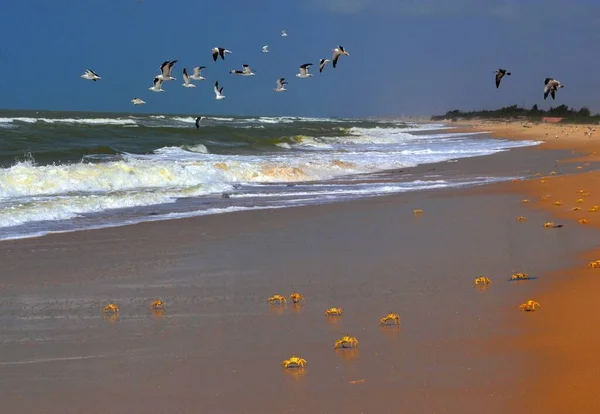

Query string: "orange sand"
[469, 121, 600, 413]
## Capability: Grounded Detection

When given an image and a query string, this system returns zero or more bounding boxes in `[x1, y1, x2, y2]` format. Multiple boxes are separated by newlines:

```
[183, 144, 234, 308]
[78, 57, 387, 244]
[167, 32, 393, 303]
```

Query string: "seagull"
[214, 81, 225, 100]
[131, 97, 146, 105]
[262, 45, 269, 53]
[544, 78, 564, 100]
[319, 59, 331, 73]
[81, 69, 101, 81]
[195, 116, 206, 129]
[281, 30, 288, 37]
[157, 60, 177, 81]
[189, 66, 206, 81]
[212, 47, 232, 62]
[296, 63, 313, 78]
[182, 68, 196, 88]
[332, 46, 349, 68]
[274, 78, 287, 92]
[495, 69, 511, 88]
[149, 77, 164, 92]
[230, 64, 256, 76]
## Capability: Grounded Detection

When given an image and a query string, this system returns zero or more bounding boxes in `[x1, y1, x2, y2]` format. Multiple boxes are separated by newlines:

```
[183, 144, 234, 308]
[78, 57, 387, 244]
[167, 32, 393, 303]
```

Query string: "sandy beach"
[1, 123, 600, 413]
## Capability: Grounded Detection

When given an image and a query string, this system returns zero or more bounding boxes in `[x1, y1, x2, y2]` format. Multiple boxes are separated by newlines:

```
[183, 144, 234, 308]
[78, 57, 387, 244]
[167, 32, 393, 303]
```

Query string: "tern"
[214, 81, 225, 100]
[212, 47, 232, 62]
[544, 78, 564, 100]
[274, 78, 287, 92]
[182, 68, 196, 88]
[189, 66, 206, 81]
[495, 69, 511, 88]
[149, 77, 164, 92]
[296, 63, 313, 78]
[81, 69, 101, 81]
[332, 46, 349, 68]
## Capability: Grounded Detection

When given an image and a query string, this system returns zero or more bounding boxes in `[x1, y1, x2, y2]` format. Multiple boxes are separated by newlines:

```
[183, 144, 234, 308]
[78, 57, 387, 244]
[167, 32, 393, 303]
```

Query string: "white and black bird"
[182, 68, 196, 88]
[81, 69, 101, 81]
[281, 30, 288, 37]
[131, 97, 146, 105]
[195, 116, 206, 129]
[157, 60, 177, 81]
[230, 64, 255, 76]
[262, 45, 269, 53]
[544, 78, 564, 100]
[189, 66, 206, 81]
[212, 47, 232, 62]
[332, 46, 349, 68]
[296, 63, 313, 78]
[149, 77, 164, 92]
[495, 69, 511, 88]
[214, 81, 225, 100]
[319, 59, 331, 73]
[274, 78, 287, 92]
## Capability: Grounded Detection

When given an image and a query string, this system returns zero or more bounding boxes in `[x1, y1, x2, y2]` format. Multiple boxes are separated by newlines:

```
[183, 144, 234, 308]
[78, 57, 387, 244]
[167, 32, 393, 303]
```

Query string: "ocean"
[0, 110, 540, 240]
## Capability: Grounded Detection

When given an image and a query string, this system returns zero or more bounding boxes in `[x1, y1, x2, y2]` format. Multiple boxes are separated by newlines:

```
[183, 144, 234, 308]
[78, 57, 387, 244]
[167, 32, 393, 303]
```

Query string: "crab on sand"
[554, 201, 563, 206]
[515, 216, 527, 223]
[334, 335, 359, 349]
[289, 293, 305, 304]
[519, 300, 541, 312]
[281, 355, 307, 369]
[510, 273, 531, 281]
[151, 300, 165, 310]
[578, 218, 590, 224]
[325, 307, 343, 316]
[380, 313, 400, 326]
[103, 303, 119, 314]
[473, 277, 492, 285]
[268, 295, 287, 304]
[588, 260, 600, 269]
[413, 209, 423, 215]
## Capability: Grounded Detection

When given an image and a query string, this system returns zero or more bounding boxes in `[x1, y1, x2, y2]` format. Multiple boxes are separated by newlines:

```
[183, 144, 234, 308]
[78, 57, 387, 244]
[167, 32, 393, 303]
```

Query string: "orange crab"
[151, 300, 165, 310]
[519, 300, 541, 312]
[268, 295, 287, 304]
[334, 335, 359, 349]
[325, 307, 343, 316]
[103, 303, 119, 314]
[380, 313, 400, 326]
[553, 201, 563, 207]
[281, 355, 307, 369]
[289, 293, 305, 304]
[588, 260, 600, 269]
[510, 273, 531, 281]
[413, 209, 423, 215]
[515, 216, 527, 223]
[578, 218, 590, 225]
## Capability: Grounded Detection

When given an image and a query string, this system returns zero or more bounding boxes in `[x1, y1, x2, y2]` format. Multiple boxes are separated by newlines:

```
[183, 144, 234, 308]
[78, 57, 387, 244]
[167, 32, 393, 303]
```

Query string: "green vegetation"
[431, 105, 600, 124]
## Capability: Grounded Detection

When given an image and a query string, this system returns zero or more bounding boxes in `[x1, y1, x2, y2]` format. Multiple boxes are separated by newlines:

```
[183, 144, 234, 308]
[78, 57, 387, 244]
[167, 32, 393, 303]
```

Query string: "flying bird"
[212, 47, 232, 62]
[148, 77, 164, 92]
[195, 116, 206, 129]
[495, 69, 511, 88]
[544, 78, 564, 100]
[296, 63, 313, 78]
[332, 46, 349, 68]
[131, 98, 146, 105]
[319, 59, 331, 73]
[189, 66, 206, 81]
[214, 81, 225, 100]
[81, 69, 101, 81]
[274, 78, 287, 92]
[182, 68, 196, 88]
[262, 45, 269, 53]
[157, 60, 177, 81]
[230, 64, 255, 76]
[281, 30, 288, 37]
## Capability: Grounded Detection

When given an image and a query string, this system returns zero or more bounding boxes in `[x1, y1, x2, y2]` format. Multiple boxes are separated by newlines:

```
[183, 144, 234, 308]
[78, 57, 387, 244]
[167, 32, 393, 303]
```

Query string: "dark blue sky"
[1, 0, 599, 117]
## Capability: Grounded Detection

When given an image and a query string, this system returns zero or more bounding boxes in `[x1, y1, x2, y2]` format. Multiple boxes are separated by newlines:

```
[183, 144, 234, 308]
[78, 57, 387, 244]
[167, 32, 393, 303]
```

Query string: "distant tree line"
[431, 105, 600, 124]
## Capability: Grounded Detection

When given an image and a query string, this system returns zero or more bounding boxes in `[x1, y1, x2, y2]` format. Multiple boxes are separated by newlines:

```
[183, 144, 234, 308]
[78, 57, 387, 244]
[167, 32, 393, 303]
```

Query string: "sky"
[1, 0, 600, 118]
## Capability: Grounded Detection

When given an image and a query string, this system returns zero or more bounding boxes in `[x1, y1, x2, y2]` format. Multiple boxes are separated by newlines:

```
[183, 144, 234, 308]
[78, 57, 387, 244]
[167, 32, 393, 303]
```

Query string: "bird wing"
[167, 60, 177, 76]
[544, 78, 553, 85]
[495, 72, 502, 88]
[183, 68, 190, 84]
[214, 81, 219, 95]
[219, 48, 225, 60]
[243, 65, 251, 74]
[551, 90, 556, 100]
[89, 69, 99, 77]
[153, 77, 162, 87]
[160, 61, 170, 76]
[276, 78, 283, 88]
[212, 49, 219, 62]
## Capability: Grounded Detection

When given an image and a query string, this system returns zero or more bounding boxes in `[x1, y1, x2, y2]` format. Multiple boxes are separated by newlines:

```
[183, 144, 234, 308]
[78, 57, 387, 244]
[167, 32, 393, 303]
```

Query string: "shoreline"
[1, 122, 600, 412]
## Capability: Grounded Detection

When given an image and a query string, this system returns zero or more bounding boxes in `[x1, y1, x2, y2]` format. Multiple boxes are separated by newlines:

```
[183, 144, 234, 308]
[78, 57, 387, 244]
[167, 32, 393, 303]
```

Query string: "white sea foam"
[0, 117, 137, 126]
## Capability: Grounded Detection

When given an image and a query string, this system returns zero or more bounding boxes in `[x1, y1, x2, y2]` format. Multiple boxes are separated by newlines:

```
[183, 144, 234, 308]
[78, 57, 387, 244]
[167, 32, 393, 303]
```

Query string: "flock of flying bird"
[494, 68, 564, 100]
[80, 29, 350, 111]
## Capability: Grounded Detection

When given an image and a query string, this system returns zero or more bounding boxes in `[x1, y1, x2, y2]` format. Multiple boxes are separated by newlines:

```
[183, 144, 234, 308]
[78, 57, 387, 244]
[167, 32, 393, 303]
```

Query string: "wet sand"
[1, 138, 600, 413]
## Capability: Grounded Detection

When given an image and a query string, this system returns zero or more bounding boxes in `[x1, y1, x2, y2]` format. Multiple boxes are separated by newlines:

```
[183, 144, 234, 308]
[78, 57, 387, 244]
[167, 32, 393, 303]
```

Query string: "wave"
[0, 117, 137, 126]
